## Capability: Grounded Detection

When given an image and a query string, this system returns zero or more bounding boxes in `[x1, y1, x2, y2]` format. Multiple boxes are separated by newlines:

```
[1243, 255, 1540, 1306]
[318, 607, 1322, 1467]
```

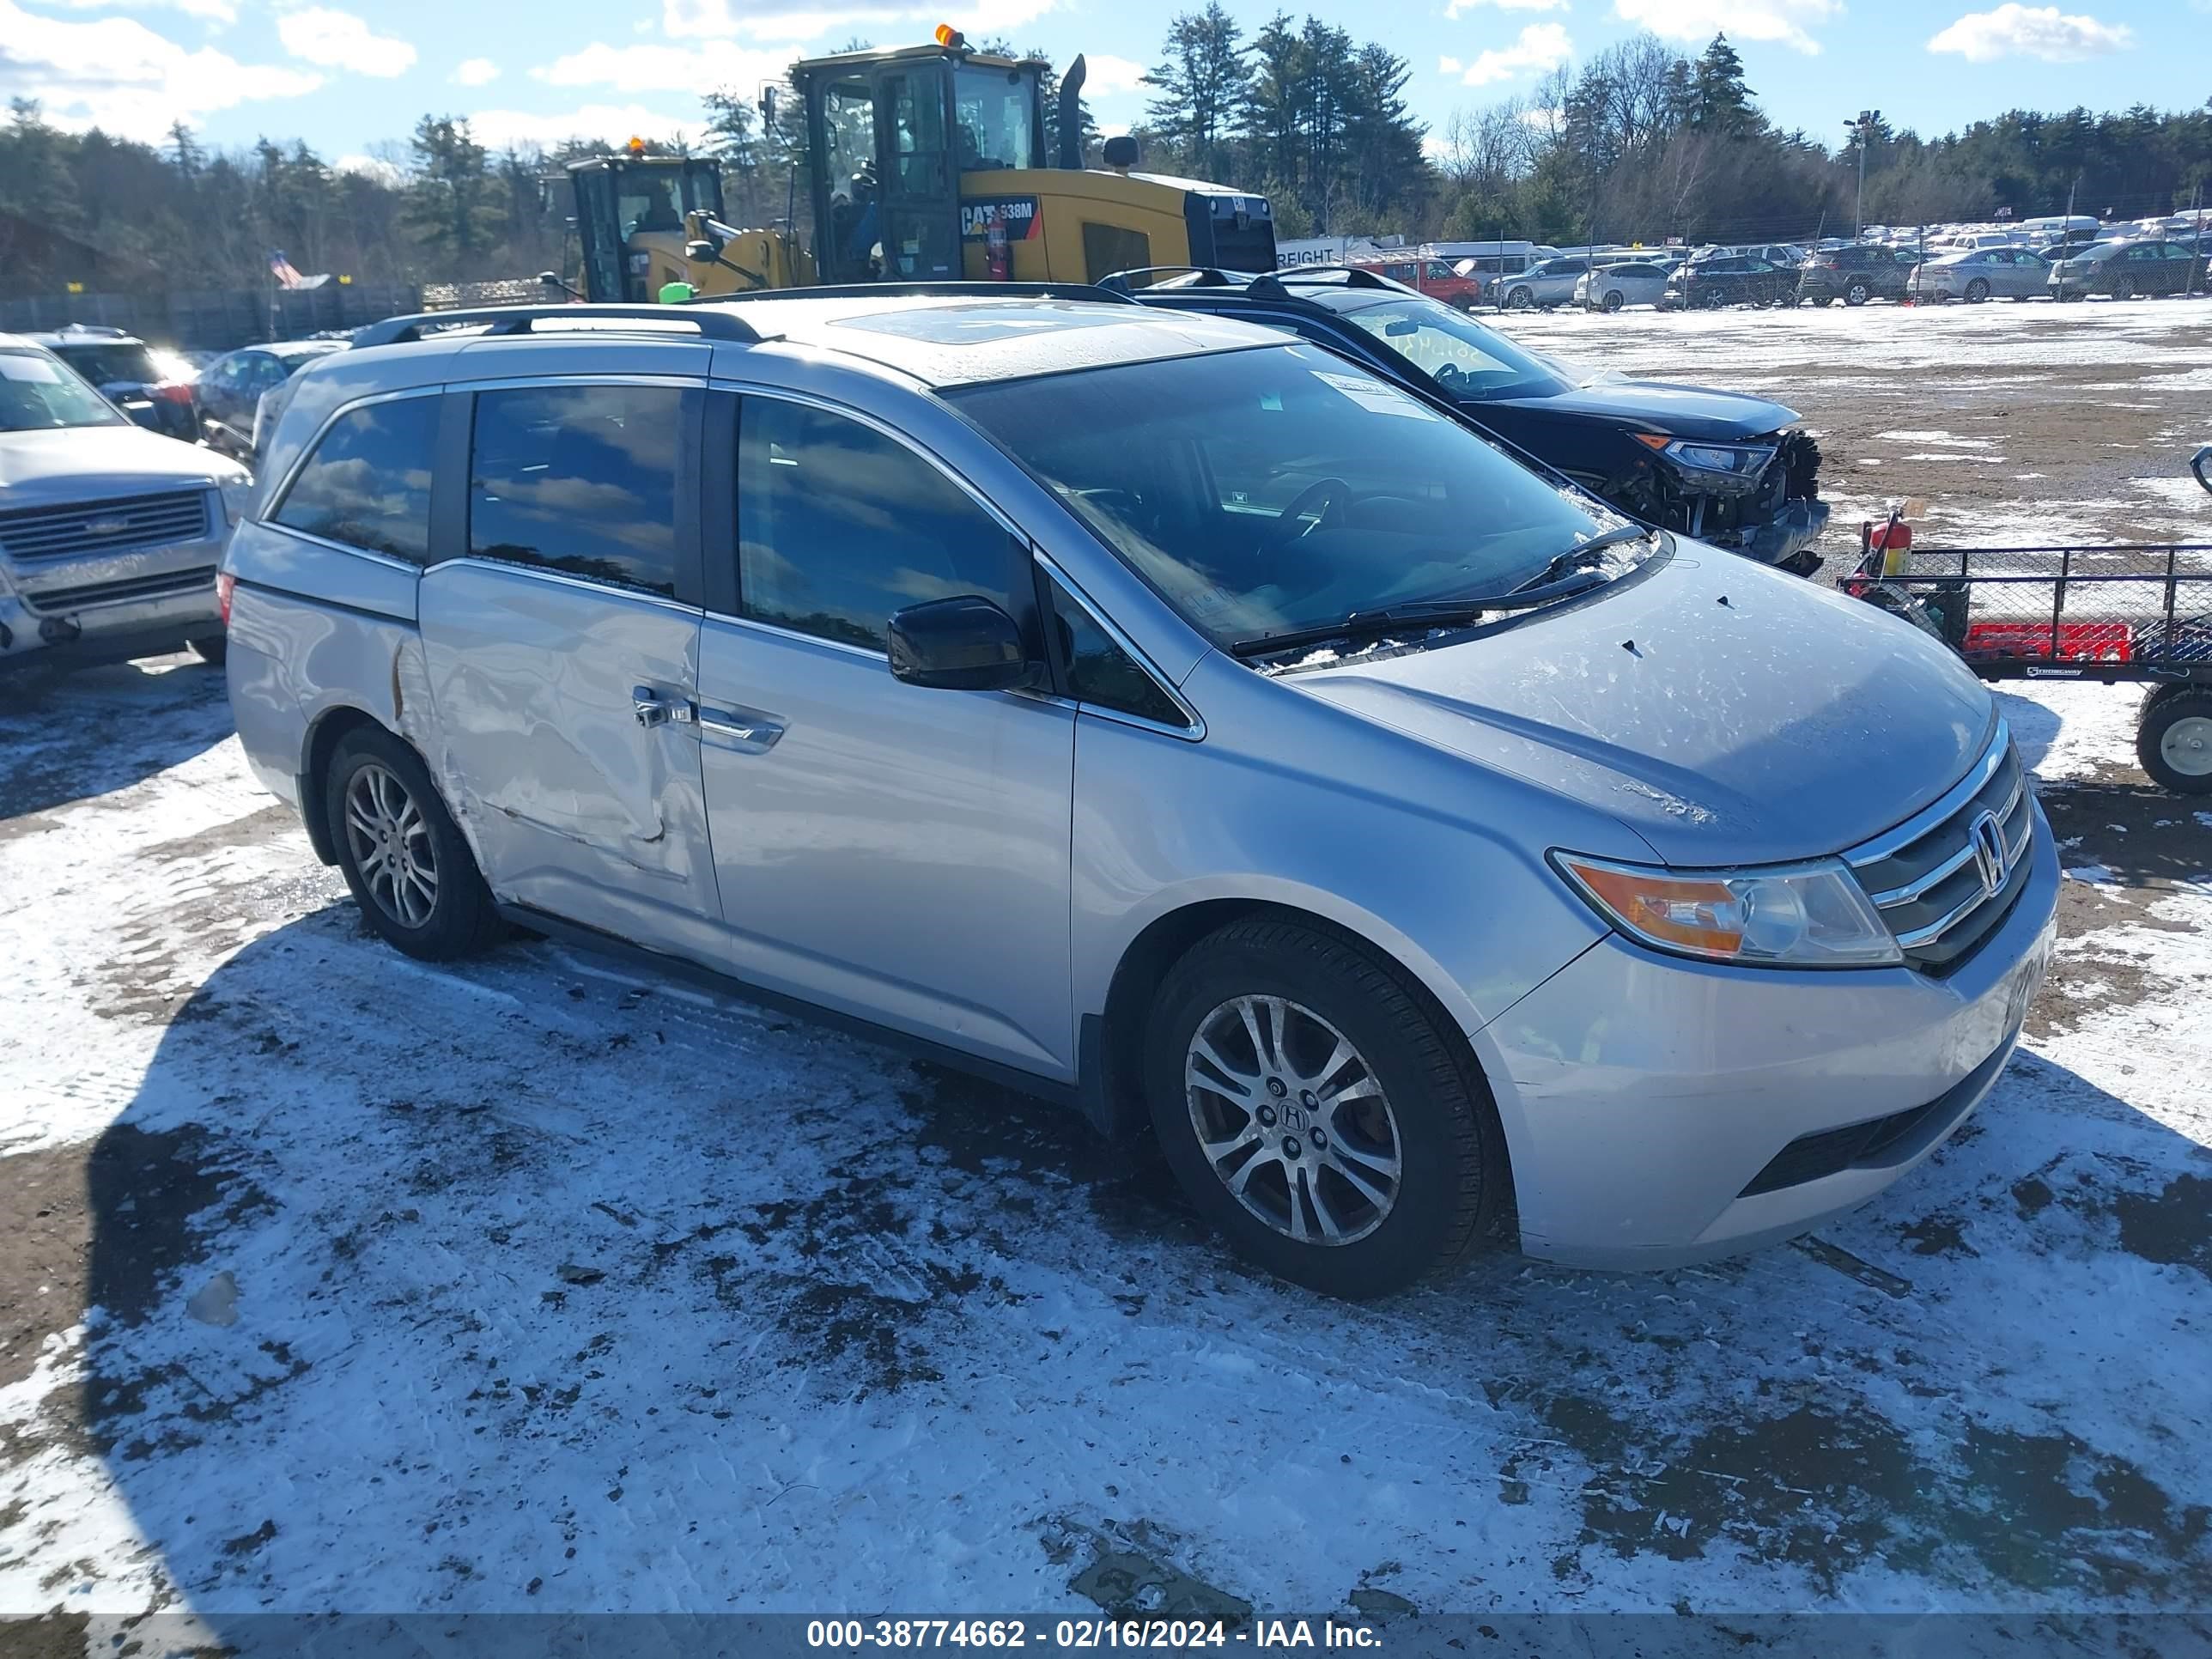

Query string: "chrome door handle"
[698, 705, 786, 750]
[632, 686, 696, 727]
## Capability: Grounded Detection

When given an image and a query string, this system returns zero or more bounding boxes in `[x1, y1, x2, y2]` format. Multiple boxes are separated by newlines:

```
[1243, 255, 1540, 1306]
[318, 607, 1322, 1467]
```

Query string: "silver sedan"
[1574, 262, 1673, 311]
[1908, 246, 2051, 302]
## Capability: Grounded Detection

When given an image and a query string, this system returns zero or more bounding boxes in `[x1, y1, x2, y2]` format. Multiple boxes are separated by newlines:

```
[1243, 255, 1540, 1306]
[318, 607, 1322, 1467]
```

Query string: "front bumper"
[1481, 799, 2060, 1269]
[1, 549, 224, 672]
[1724, 496, 1832, 565]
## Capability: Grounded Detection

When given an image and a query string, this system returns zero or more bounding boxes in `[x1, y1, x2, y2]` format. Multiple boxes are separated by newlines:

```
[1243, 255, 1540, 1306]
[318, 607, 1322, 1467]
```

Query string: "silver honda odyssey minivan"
[222, 292, 2057, 1298]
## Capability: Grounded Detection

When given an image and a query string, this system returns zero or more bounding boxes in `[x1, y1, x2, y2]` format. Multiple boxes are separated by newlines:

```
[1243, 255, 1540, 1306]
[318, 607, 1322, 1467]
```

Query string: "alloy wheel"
[1966, 278, 1990, 302]
[1184, 994, 1403, 1246]
[343, 762, 440, 928]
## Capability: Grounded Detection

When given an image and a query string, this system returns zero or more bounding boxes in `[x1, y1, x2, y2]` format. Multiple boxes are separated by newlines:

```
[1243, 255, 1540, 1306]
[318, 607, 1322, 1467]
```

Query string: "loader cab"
[796, 39, 1048, 285]
[568, 153, 726, 301]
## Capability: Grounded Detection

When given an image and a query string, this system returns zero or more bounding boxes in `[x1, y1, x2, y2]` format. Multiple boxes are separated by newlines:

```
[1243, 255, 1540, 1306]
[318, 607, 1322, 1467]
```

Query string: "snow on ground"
[3, 306, 2212, 1648]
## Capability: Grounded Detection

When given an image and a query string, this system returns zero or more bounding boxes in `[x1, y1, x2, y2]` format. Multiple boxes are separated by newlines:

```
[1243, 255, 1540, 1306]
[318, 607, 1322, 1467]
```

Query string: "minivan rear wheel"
[325, 726, 500, 959]
[1144, 918, 1505, 1298]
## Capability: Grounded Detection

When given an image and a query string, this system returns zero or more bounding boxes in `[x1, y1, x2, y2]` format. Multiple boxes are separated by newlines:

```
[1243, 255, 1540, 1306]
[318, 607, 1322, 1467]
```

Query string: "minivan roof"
[702, 292, 1274, 388]
[345, 293, 1283, 392]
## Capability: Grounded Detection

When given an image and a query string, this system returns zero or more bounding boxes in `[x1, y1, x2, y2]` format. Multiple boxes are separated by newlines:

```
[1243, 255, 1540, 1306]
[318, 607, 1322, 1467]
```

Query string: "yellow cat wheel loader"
[557, 26, 1276, 303]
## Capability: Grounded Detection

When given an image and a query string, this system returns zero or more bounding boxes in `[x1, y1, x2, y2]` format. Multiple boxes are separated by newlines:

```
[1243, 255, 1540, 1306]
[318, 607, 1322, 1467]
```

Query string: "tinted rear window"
[274, 396, 439, 562]
[51, 343, 159, 385]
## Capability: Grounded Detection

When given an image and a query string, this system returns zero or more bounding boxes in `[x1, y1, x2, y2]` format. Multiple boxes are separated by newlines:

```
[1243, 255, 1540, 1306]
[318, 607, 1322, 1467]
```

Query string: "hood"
[0, 423, 243, 508]
[1293, 548, 1995, 866]
[1481, 378, 1802, 442]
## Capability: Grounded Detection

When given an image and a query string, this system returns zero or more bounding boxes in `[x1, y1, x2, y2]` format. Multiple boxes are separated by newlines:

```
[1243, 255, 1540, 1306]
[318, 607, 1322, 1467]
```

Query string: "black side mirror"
[2194, 444, 2212, 499]
[888, 596, 1036, 691]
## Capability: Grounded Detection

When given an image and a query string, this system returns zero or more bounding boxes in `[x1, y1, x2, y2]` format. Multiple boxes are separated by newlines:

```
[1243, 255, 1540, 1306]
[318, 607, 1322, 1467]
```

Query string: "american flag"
[268, 250, 307, 289]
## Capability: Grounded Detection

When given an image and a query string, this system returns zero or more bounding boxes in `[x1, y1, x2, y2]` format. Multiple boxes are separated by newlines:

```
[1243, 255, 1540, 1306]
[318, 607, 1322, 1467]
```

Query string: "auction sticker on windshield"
[1310, 369, 1437, 420]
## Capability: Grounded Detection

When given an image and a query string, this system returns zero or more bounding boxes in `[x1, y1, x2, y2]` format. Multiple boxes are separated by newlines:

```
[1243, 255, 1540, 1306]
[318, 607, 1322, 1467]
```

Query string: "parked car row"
[11, 323, 351, 458]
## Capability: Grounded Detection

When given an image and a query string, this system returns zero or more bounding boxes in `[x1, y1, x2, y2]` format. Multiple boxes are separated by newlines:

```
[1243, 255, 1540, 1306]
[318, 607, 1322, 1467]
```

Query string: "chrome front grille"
[0, 490, 210, 565]
[1846, 722, 2034, 975]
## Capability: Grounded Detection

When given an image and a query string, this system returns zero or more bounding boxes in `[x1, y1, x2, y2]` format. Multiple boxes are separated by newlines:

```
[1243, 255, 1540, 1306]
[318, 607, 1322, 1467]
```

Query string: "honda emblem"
[1968, 810, 2008, 899]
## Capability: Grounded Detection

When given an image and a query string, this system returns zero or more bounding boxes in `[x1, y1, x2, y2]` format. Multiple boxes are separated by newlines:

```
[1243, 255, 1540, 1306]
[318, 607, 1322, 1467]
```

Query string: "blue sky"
[1, 0, 2197, 175]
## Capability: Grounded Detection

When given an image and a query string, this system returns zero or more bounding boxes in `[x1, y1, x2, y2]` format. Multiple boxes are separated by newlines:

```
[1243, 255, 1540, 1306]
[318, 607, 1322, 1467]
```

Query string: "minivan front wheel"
[1146, 919, 1505, 1297]
[326, 726, 499, 959]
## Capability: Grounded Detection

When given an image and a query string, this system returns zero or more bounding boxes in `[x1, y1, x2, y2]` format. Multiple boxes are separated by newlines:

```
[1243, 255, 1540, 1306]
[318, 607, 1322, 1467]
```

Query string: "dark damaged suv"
[1121, 266, 1829, 574]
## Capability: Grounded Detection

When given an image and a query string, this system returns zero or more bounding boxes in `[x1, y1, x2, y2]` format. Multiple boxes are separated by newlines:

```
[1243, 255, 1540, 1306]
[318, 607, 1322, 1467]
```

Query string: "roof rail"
[1095, 265, 1243, 295]
[1267, 264, 1403, 290]
[705, 281, 1134, 306]
[352, 303, 764, 349]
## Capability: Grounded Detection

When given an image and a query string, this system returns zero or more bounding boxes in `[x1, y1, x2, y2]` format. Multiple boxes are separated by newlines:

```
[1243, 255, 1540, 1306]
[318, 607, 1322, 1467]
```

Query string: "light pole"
[1847, 109, 1881, 236]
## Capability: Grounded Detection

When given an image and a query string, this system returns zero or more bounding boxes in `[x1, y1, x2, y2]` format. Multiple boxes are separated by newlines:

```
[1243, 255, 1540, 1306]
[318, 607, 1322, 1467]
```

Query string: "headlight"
[1662, 439, 1776, 478]
[1552, 851, 1902, 968]
[217, 476, 256, 526]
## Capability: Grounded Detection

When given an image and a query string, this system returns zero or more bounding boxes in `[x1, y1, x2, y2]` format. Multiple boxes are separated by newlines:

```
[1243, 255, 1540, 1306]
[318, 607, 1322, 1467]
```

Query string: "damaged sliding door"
[416, 376, 721, 954]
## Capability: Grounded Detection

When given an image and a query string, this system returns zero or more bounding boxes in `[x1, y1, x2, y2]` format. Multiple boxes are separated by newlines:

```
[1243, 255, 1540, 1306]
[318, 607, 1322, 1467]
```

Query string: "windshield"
[954, 65, 1037, 170]
[0, 348, 125, 432]
[1330, 297, 1573, 401]
[51, 343, 160, 386]
[950, 343, 1627, 652]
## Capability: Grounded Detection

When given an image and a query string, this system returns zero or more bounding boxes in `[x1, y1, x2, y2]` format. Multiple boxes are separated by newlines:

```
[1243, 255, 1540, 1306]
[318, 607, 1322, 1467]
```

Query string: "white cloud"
[1079, 52, 1147, 100]
[336, 152, 404, 185]
[1448, 0, 1568, 14]
[30, 0, 238, 27]
[465, 101, 699, 152]
[532, 39, 795, 94]
[1927, 3, 2132, 60]
[0, 0, 320, 138]
[1458, 21, 1572, 83]
[1438, 53, 1465, 73]
[1611, 0, 1838, 52]
[276, 7, 416, 76]
[452, 56, 500, 86]
[660, 0, 1054, 42]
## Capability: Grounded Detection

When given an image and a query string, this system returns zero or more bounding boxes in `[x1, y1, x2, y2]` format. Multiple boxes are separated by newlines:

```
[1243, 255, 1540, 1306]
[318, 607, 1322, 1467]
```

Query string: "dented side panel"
[416, 561, 716, 950]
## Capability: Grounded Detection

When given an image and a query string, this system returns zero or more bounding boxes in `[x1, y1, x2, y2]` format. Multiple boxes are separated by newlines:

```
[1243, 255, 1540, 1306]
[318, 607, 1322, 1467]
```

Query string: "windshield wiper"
[1510, 524, 1658, 592]
[1227, 526, 1657, 661]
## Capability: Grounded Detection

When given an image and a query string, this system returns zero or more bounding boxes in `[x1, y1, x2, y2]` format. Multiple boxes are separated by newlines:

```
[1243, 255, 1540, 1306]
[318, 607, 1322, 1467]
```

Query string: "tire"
[1505, 286, 1534, 311]
[2112, 275, 2136, 301]
[1844, 281, 1870, 307]
[2138, 688, 2212, 795]
[324, 725, 501, 959]
[1601, 289, 1625, 313]
[1144, 918, 1508, 1298]
[187, 635, 227, 666]
[1965, 278, 1990, 303]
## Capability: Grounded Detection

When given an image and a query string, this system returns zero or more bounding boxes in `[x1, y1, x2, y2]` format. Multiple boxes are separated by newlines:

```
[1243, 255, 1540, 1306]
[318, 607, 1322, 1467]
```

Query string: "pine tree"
[401, 117, 506, 269]
[1142, 3, 1249, 182]
[167, 120, 205, 180]
[1690, 35, 1757, 136]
